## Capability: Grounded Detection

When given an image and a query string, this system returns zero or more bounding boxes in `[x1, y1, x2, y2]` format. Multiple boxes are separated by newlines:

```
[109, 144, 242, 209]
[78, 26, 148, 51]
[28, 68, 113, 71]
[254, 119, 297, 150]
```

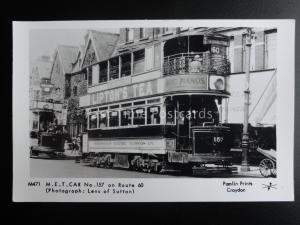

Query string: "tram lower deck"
[83, 94, 235, 174]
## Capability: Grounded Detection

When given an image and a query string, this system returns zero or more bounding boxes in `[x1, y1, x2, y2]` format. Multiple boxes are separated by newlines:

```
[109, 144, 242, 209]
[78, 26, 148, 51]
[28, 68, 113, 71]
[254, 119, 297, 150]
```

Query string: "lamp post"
[241, 28, 254, 172]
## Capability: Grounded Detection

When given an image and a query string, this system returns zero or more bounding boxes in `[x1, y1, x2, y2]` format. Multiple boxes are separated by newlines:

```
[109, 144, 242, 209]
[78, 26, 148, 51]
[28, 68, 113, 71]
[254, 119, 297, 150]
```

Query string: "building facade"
[29, 55, 54, 131]
[79, 27, 277, 129]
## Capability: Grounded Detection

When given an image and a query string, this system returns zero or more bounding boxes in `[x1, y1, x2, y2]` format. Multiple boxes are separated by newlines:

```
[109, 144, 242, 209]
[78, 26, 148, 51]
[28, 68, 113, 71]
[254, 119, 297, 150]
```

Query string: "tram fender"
[168, 152, 189, 164]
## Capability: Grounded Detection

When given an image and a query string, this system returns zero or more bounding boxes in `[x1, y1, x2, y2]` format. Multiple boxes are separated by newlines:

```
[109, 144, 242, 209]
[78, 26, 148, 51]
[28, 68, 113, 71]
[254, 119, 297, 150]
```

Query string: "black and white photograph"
[13, 20, 295, 202]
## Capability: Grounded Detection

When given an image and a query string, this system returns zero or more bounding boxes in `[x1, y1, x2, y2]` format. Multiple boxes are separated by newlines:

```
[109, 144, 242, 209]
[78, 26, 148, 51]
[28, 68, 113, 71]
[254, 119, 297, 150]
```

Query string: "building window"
[98, 111, 108, 128]
[140, 28, 146, 39]
[73, 85, 78, 96]
[99, 61, 108, 83]
[162, 28, 169, 34]
[92, 64, 99, 85]
[109, 111, 119, 127]
[145, 46, 154, 71]
[133, 49, 145, 74]
[133, 108, 145, 125]
[121, 53, 131, 77]
[147, 106, 160, 124]
[154, 44, 161, 69]
[265, 31, 277, 69]
[121, 109, 132, 126]
[87, 67, 92, 86]
[154, 28, 160, 36]
[109, 57, 119, 80]
[126, 28, 134, 42]
[83, 70, 87, 80]
[88, 114, 97, 129]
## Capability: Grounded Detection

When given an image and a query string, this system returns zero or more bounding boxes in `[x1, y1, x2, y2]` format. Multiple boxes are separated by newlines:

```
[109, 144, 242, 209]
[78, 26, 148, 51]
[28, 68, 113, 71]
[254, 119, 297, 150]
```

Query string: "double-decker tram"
[80, 33, 236, 175]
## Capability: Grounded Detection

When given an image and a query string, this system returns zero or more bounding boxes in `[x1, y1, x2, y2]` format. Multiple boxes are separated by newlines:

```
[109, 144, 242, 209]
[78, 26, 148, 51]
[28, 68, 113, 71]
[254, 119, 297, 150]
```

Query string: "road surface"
[30, 158, 263, 178]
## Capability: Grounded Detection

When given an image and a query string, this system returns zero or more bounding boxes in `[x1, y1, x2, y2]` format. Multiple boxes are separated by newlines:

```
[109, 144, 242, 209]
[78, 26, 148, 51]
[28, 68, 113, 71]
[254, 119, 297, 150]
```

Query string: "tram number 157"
[213, 136, 224, 143]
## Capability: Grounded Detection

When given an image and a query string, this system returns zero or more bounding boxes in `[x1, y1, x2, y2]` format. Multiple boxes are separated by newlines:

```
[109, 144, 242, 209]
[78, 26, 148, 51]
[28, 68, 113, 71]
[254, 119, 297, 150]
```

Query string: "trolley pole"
[241, 28, 254, 172]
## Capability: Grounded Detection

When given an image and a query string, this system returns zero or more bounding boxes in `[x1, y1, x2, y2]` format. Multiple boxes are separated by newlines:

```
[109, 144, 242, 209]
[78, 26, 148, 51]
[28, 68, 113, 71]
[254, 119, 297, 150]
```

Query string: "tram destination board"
[13, 19, 295, 202]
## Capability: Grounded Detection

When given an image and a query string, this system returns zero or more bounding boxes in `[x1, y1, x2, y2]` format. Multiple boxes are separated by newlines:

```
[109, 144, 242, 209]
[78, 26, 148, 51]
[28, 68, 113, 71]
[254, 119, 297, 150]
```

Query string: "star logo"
[262, 182, 277, 191]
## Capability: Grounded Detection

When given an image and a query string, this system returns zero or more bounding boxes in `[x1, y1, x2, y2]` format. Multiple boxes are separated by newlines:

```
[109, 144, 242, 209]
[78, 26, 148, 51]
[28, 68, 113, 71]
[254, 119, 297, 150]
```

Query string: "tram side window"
[147, 106, 160, 124]
[133, 49, 145, 74]
[89, 114, 98, 129]
[109, 111, 119, 127]
[133, 108, 145, 125]
[121, 109, 132, 126]
[166, 104, 176, 124]
[98, 111, 108, 128]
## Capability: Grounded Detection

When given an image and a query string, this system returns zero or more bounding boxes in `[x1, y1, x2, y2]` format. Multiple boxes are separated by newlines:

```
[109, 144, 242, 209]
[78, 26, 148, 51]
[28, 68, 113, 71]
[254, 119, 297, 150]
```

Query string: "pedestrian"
[71, 137, 77, 154]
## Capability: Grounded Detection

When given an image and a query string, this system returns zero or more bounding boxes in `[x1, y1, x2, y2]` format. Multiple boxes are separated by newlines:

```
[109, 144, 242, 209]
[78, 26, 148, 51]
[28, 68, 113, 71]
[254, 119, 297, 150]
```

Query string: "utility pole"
[241, 28, 254, 172]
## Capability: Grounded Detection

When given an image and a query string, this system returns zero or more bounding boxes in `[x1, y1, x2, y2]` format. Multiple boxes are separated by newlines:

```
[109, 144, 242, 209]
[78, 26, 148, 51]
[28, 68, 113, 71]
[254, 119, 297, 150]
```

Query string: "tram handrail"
[163, 52, 230, 76]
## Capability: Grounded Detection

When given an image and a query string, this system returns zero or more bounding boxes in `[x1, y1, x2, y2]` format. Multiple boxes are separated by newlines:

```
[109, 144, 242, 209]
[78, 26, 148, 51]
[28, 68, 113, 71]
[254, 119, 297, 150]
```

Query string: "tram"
[30, 99, 68, 158]
[80, 33, 235, 174]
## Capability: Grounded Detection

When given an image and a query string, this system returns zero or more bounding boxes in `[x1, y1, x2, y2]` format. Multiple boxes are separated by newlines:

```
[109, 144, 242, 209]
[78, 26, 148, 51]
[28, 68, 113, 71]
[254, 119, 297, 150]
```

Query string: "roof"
[32, 56, 52, 79]
[70, 45, 85, 73]
[57, 45, 79, 74]
[88, 30, 120, 61]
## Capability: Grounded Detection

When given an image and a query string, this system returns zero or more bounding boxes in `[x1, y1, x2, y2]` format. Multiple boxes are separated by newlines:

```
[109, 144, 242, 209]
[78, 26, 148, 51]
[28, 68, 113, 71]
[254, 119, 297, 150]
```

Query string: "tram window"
[121, 109, 132, 126]
[147, 98, 161, 104]
[133, 100, 145, 106]
[147, 106, 160, 125]
[99, 61, 108, 83]
[98, 111, 108, 128]
[99, 106, 108, 111]
[109, 111, 119, 127]
[89, 114, 97, 129]
[109, 104, 119, 109]
[166, 104, 176, 124]
[133, 49, 145, 74]
[121, 53, 131, 77]
[109, 57, 119, 80]
[133, 108, 145, 125]
[121, 103, 132, 108]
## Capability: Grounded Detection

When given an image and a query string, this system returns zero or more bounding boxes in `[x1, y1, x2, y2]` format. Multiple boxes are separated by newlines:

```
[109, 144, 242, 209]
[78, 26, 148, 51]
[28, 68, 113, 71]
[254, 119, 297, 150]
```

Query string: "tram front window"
[109, 111, 119, 127]
[89, 114, 97, 129]
[133, 108, 145, 125]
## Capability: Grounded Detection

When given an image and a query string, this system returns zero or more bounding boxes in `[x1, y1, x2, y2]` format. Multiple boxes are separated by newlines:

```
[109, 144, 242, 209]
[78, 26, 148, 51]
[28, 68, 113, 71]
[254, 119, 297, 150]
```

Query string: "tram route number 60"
[211, 46, 220, 54]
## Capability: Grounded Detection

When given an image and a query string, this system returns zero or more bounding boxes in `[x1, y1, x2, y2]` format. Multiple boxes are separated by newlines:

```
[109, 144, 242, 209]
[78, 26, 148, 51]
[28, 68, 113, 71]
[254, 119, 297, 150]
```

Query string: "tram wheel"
[259, 158, 275, 178]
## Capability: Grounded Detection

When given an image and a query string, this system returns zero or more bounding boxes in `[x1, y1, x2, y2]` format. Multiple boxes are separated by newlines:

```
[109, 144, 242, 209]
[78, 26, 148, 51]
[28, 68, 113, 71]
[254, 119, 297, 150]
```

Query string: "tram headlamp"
[210, 76, 225, 90]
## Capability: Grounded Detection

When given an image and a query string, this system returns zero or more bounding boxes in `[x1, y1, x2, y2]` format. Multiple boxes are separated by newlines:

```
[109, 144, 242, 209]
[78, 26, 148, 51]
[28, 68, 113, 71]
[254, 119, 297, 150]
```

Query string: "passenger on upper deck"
[189, 55, 202, 73]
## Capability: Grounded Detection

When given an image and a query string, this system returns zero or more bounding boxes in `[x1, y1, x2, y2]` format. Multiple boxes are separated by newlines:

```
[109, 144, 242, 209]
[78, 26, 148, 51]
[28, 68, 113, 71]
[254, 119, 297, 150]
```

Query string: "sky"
[29, 28, 119, 63]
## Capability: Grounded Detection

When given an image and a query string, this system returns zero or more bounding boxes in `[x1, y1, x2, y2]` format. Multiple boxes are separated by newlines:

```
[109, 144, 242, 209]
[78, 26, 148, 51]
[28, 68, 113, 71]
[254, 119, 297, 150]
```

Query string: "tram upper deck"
[79, 34, 231, 109]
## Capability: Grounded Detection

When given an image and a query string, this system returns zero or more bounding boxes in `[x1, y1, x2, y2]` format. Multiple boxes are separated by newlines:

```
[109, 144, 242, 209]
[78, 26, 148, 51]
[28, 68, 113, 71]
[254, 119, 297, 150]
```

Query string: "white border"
[13, 20, 295, 202]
